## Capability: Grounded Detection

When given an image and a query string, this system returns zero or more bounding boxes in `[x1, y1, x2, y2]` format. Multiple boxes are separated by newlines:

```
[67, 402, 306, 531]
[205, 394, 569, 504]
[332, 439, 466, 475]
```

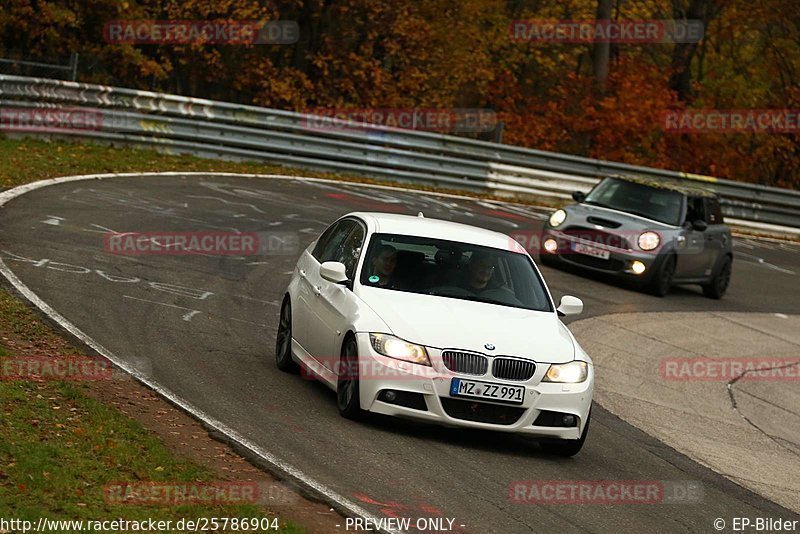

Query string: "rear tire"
[648, 255, 676, 297]
[275, 298, 298, 373]
[336, 336, 364, 420]
[539, 410, 591, 458]
[703, 256, 732, 299]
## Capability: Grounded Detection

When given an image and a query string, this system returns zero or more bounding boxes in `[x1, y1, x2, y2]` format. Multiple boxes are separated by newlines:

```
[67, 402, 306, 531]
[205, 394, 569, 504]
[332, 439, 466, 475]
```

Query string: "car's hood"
[566, 203, 675, 231]
[357, 287, 576, 363]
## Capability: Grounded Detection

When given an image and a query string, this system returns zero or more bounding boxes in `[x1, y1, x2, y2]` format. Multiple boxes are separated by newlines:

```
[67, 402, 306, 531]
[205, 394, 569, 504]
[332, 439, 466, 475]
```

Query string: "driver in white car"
[369, 244, 398, 287]
[461, 252, 496, 293]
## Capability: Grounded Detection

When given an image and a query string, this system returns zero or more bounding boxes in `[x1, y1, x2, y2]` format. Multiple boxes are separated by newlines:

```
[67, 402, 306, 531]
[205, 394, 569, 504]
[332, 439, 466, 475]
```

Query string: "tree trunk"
[592, 0, 613, 92]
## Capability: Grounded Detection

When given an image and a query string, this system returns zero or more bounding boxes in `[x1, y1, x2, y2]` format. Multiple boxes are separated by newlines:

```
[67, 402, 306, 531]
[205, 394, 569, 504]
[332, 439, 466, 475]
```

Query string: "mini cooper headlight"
[549, 209, 567, 228]
[543, 361, 588, 383]
[638, 231, 660, 251]
[369, 334, 430, 365]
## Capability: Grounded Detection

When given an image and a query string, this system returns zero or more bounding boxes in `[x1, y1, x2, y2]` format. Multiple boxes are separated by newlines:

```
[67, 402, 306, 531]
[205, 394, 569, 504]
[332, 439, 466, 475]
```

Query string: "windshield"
[358, 233, 552, 312]
[584, 178, 683, 226]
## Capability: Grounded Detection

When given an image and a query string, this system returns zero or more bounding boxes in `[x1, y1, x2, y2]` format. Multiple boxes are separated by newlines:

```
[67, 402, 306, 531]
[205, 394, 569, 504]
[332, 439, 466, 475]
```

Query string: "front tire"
[275, 298, 298, 373]
[539, 410, 591, 457]
[648, 254, 676, 297]
[703, 255, 732, 299]
[336, 336, 364, 420]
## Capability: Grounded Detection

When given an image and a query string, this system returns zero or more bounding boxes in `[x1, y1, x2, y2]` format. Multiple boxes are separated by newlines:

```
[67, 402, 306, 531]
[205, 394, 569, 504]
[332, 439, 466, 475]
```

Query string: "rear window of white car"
[359, 233, 553, 312]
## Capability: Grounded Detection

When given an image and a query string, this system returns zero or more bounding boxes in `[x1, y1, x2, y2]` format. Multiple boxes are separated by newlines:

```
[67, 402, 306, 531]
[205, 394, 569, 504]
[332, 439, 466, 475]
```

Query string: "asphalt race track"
[1, 173, 799, 533]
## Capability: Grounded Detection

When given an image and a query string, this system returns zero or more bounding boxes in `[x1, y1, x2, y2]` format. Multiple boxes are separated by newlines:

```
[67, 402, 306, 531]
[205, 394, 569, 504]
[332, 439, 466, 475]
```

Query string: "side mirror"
[691, 219, 708, 232]
[557, 295, 583, 317]
[320, 261, 349, 284]
[571, 191, 586, 203]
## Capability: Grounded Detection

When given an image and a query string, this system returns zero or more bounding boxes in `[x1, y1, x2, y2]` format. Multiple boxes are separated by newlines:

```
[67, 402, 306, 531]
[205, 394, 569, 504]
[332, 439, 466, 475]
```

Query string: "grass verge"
[0, 290, 302, 531]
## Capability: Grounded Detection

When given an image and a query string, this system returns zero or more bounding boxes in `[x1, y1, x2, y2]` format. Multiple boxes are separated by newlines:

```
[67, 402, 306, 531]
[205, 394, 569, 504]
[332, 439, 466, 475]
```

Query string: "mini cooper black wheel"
[649, 255, 676, 297]
[703, 255, 732, 299]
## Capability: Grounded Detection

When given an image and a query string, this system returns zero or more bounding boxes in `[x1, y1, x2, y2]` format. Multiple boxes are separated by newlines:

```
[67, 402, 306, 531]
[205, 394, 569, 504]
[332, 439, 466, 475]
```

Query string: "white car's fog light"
[631, 261, 646, 275]
[544, 239, 558, 253]
[543, 361, 588, 383]
[370, 333, 430, 365]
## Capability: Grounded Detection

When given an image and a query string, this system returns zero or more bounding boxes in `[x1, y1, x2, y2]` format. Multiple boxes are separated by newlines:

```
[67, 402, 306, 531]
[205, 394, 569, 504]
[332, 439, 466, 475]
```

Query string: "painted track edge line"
[0, 173, 403, 534]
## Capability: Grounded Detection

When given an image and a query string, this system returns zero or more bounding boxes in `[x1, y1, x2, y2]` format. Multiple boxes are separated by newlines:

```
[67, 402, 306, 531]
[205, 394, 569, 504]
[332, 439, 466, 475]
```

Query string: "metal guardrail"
[1, 75, 798, 229]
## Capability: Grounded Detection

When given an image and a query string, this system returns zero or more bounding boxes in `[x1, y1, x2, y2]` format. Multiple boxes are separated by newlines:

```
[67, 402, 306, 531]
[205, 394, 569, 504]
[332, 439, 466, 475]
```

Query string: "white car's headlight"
[369, 334, 430, 366]
[543, 361, 588, 383]
[549, 209, 567, 228]
[638, 231, 660, 251]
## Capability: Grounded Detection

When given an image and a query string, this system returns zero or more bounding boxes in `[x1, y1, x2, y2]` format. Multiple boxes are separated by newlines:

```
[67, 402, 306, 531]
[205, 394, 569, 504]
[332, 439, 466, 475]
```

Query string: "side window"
[337, 223, 366, 280]
[313, 220, 355, 263]
[704, 198, 724, 225]
[686, 197, 705, 224]
[311, 224, 337, 260]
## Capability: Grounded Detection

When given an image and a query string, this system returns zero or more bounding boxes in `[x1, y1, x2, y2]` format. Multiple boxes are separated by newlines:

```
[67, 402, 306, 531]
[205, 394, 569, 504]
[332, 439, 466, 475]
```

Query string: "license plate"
[450, 378, 525, 405]
[571, 242, 610, 259]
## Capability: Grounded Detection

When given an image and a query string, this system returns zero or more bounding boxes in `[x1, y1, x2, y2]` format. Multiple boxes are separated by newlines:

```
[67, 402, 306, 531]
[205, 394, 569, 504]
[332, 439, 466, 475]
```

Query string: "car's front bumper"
[540, 228, 664, 281]
[355, 333, 593, 440]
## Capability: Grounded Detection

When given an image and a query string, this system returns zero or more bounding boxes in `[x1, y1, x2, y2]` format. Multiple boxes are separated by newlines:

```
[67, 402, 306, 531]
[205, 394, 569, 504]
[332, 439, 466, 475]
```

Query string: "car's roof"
[347, 212, 516, 251]
[608, 174, 718, 198]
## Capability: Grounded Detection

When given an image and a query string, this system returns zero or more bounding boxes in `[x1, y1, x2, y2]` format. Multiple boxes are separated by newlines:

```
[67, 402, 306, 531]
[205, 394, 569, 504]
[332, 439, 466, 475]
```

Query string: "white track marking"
[229, 317, 267, 327]
[735, 252, 796, 275]
[185, 194, 267, 214]
[123, 294, 202, 318]
[41, 215, 65, 226]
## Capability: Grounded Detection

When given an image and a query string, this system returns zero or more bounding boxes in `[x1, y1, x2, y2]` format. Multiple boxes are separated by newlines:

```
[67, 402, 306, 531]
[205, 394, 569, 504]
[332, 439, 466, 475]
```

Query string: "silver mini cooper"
[540, 176, 733, 298]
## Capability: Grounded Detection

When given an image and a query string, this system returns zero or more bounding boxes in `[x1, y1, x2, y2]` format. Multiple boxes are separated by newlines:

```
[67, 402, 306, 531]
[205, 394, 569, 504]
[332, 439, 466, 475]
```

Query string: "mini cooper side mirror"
[320, 261, 349, 284]
[691, 219, 708, 232]
[557, 295, 583, 317]
[571, 191, 586, 203]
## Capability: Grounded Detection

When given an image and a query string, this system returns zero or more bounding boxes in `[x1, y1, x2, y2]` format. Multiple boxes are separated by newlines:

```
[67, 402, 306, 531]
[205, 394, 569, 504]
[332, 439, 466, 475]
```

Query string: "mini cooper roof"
[606, 174, 718, 199]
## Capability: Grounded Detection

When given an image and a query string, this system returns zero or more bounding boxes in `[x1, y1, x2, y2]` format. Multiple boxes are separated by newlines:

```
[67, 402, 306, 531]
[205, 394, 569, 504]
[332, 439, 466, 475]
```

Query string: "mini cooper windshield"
[359, 233, 552, 312]
[584, 178, 684, 226]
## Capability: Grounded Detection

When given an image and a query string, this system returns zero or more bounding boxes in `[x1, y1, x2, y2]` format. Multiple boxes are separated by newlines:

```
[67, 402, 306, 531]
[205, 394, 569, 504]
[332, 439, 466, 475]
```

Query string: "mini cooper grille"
[492, 358, 536, 381]
[442, 351, 488, 375]
[563, 225, 631, 250]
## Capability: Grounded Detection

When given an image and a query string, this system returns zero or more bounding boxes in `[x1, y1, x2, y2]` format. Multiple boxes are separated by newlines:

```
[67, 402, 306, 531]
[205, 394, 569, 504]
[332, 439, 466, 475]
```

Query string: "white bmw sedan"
[276, 212, 593, 456]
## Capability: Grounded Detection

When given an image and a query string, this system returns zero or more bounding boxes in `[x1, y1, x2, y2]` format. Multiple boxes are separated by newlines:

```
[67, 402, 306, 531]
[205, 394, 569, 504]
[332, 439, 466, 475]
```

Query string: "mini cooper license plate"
[450, 378, 525, 405]
[571, 242, 611, 259]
